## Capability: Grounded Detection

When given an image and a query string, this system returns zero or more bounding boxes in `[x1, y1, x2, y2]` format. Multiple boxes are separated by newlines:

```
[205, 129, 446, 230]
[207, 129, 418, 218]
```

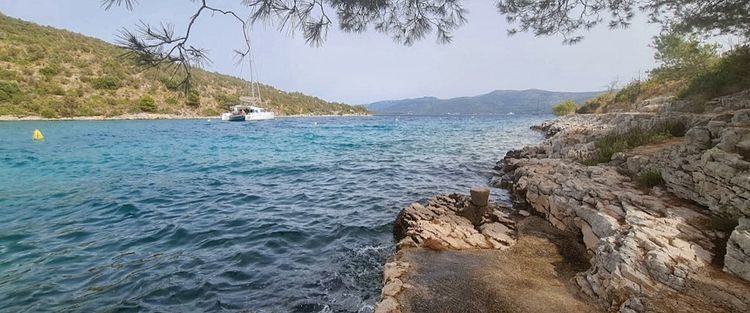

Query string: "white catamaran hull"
[245, 112, 275, 121]
[221, 113, 245, 121]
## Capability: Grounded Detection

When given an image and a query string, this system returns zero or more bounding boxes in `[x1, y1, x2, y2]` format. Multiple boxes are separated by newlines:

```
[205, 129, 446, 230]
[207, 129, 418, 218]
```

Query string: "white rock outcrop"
[494, 89, 750, 312]
[510, 158, 717, 306]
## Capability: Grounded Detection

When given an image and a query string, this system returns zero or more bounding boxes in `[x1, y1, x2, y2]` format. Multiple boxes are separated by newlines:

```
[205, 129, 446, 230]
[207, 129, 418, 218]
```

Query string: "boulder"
[685, 127, 712, 150]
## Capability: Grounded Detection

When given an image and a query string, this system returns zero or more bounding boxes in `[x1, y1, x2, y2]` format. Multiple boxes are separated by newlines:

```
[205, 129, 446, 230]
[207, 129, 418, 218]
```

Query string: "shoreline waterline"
[0, 113, 371, 122]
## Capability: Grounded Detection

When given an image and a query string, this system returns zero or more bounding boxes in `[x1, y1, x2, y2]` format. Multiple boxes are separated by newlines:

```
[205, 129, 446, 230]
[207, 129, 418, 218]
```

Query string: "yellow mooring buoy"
[32, 129, 44, 141]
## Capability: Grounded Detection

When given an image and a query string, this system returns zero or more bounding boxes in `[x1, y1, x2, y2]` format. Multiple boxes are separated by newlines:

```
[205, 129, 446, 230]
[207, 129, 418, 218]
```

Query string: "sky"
[0, 0, 664, 104]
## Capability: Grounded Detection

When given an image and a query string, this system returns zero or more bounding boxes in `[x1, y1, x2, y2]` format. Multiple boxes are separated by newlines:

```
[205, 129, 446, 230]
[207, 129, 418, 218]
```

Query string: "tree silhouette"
[104, 0, 749, 90]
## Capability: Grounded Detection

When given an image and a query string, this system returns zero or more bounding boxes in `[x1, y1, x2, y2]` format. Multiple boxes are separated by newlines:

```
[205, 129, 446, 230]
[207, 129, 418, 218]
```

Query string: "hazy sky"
[1, 0, 664, 104]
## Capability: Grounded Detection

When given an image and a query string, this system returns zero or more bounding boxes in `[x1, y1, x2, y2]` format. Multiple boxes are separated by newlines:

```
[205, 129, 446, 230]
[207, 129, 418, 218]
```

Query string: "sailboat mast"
[247, 42, 261, 103]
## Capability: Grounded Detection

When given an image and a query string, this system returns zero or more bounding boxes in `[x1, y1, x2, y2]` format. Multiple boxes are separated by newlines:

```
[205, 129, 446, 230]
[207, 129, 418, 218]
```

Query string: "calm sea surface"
[0, 115, 548, 312]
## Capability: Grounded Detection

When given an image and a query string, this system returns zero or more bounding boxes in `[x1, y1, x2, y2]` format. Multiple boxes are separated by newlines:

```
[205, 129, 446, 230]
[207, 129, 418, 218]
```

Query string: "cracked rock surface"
[494, 90, 750, 312]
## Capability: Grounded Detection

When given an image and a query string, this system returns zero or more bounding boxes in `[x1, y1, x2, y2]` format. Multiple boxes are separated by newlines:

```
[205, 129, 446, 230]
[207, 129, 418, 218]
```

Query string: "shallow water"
[0, 115, 548, 312]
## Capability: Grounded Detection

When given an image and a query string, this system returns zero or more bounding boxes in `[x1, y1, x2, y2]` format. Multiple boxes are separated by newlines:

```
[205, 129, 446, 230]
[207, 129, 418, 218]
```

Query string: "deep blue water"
[0, 115, 548, 312]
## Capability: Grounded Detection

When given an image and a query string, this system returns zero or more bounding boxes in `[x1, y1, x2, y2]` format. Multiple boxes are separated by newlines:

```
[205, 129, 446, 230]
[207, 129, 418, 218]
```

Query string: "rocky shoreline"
[0, 113, 370, 121]
[375, 90, 750, 312]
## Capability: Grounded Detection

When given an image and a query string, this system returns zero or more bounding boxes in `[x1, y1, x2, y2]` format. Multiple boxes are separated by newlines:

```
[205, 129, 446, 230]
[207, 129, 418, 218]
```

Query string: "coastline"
[375, 90, 750, 313]
[0, 113, 371, 121]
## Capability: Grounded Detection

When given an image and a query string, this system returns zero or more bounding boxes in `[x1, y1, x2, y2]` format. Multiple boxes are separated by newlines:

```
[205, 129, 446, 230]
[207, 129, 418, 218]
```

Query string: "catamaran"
[221, 98, 275, 121]
[221, 36, 274, 122]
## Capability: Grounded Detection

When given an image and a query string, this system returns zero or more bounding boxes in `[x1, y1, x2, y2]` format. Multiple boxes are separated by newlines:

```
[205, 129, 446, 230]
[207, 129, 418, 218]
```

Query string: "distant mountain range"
[366, 89, 603, 115]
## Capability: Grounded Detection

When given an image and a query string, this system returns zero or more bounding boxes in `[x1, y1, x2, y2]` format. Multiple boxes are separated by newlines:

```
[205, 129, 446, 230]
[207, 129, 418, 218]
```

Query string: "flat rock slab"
[389, 217, 601, 313]
[393, 194, 517, 251]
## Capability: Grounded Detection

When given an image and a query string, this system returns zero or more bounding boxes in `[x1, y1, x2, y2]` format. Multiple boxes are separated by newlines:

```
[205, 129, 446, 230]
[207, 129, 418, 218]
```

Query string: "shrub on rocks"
[552, 100, 577, 116]
[584, 126, 672, 164]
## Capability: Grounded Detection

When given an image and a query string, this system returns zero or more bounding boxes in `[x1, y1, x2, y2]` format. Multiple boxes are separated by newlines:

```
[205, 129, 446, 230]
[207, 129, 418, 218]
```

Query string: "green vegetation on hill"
[0, 14, 368, 118]
[576, 34, 750, 114]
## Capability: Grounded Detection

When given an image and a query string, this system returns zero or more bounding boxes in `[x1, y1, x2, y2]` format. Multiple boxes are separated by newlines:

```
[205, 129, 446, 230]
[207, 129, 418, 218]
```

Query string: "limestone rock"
[376, 194, 520, 311]
[732, 109, 750, 124]
[393, 194, 517, 250]
[374, 296, 400, 313]
[737, 139, 750, 159]
[492, 92, 750, 311]
[686, 127, 713, 150]
[724, 218, 750, 282]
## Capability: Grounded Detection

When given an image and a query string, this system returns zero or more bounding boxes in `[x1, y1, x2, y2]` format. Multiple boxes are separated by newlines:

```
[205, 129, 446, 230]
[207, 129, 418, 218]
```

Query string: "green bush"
[614, 81, 642, 104]
[165, 97, 178, 105]
[636, 170, 664, 188]
[91, 75, 120, 90]
[39, 64, 61, 77]
[38, 81, 65, 96]
[0, 68, 16, 80]
[55, 96, 81, 117]
[138, 95, 157, 112]
[39, 107, 57, 118]
[186, 90, 200, 107]
[576, 101, 600, 114]
[551, 99, 577, 116]
[82, 96, 107, 115]
[576, 93, 615, 114]
[25, 45, 45, 62]
[215, 93, 239, 106]
[0, 46, 20, 62]
[0, 80, 21, 101]
[68, 88, 85, 98]
[679, 46, 750, 101]
[583, 126, 672, 164]
[0, 103, 21, 116]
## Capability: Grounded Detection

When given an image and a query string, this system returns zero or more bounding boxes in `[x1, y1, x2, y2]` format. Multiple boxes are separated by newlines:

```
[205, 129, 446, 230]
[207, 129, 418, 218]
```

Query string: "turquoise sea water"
[0, 115, 548, 312]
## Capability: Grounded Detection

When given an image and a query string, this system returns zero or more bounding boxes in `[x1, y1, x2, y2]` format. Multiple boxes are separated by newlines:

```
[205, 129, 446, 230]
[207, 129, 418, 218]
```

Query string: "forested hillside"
[0, 14, 368, 118]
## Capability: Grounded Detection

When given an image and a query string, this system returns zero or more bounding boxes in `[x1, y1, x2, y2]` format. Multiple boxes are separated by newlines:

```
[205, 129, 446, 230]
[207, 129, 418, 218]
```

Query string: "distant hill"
[0, 13, 368, 118]
[366, 89, 602, 115]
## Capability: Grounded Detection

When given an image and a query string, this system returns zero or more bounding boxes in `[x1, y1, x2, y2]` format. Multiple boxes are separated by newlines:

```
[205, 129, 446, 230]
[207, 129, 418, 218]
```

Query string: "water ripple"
[0, 115, 548, 312]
